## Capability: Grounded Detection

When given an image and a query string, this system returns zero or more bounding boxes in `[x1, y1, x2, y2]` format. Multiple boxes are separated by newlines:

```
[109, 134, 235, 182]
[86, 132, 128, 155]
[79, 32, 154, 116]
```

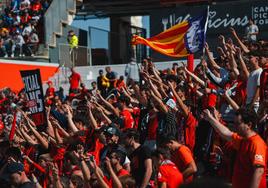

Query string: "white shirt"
[246, 68, 263, 104]
[125, 62, 140, 82]
[245, 24, 259, 41]
[22, 26, 32, 36]
[14, 35, 25, 46]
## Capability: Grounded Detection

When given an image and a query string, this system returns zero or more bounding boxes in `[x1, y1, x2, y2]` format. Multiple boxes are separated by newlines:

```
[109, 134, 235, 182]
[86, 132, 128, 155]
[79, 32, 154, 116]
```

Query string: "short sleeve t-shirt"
[232, 133, 267, 188]
[171, 145, 195, 183]
[120, 109, 134, 130]
[70, 72, 81, 89]
[130, 145, 153, 186]
[158, 160, 183, 188]
[184, 112, 198, 152]
[246, 68, 263, 104]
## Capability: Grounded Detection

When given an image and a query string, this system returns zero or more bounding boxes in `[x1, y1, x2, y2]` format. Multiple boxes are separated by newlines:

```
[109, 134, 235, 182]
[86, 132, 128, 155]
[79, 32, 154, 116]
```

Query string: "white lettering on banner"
[252, 6, 268, 25]
[161, 10, 248, 31]
[22, 75, 40, 92]
[22, 74, 43, 114]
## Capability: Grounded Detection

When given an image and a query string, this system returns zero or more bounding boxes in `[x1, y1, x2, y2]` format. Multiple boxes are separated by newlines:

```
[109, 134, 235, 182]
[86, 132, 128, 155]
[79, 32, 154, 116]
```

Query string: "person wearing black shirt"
[105, 66, 117, 92]
[124, 129, 154, 188]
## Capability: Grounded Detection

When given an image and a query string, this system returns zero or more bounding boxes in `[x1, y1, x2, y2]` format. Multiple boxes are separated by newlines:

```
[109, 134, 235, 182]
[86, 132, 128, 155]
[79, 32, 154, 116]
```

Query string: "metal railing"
[59, 43, 91, 67]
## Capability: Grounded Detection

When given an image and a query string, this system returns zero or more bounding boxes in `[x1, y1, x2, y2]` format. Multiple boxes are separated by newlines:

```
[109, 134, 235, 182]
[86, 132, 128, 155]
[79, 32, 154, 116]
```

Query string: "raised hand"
[203, 109, 213, 121]
[218, 35, 225, 44]
[230, 27, 237, 36]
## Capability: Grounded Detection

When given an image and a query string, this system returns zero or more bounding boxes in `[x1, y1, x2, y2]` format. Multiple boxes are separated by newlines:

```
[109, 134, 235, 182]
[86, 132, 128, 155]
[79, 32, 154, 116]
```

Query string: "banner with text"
[20, 69, 47, 129]
[150, 1, 268, 61]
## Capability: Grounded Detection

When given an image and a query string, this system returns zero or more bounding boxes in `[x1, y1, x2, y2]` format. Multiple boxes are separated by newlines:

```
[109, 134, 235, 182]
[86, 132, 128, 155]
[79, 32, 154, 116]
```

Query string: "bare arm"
[249, 167, 264, 188]
[63, 105, 79, 133]
[140, 159, 153, 188]
[223, 91, 240, 111]
[205, 43, 221, 71]
[105, 158, 122, 188]
[184, 67, 205, 87]
[236, 48, 250, 79]
[203, 109, 233, 141]
[182, 161, 197, 180]
[97, 91, 120, 117]
[150, 92, 168, 114]
[23, 116, 49, 149]
[230, 27, 250, 53]
[168, 82, 188, 117]
[88, 107, 98, 129]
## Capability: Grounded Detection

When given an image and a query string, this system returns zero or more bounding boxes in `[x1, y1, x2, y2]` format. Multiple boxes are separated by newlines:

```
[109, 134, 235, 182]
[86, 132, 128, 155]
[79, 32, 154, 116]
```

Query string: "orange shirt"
[171, 145, 194, 183]
[117, 168, 130, 177]
[232, 133, 267, 188]
[158, 160, 183, 188]
[120, 109, 134, 130]
[184, 112, 198, 152]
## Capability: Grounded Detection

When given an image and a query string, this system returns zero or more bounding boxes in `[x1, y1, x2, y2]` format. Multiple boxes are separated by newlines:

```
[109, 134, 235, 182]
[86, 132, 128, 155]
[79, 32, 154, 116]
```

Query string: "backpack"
[156, 110, 178, 144]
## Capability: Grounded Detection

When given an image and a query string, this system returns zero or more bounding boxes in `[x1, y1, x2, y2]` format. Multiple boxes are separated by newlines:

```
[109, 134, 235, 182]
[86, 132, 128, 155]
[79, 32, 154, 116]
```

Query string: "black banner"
[150, 1, 268, 61]
[20, 69, 47, 129]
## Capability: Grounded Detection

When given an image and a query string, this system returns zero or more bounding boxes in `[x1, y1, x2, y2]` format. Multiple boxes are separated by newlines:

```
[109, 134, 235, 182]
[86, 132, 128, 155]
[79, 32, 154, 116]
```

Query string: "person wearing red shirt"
[161, 135, 197, 183]
[118, 95, 134, 130]
[45, 81, 55, 106]
[108, 150, 129, 177]
[204, 108, 267, 188]
[69, 68, 81, 94]
[31, 0, 42, 13]
[152, 148, 183, 188]
[168, 81, 198, 152]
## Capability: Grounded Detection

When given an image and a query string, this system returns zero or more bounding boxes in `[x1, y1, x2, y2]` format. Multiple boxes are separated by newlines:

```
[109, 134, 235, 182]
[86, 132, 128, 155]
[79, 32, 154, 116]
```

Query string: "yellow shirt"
[69, 35, 78, 48]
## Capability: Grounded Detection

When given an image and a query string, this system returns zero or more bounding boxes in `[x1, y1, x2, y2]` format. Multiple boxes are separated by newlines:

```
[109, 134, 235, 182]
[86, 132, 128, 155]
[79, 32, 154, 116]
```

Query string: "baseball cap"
[104, 126, 121, 137]
[6, 162, 24, 174]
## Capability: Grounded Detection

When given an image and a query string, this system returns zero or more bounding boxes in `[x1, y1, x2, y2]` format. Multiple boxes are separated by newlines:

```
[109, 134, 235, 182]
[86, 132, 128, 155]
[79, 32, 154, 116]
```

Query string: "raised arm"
[230, 27, 250, 53]
[150, 91, 168, 114]
[223, 91, 240, 111]
[168, 82, 188, 117]
[88, 106, 99, 129]
[203, 109, 233, 141]
[184, 67, 205, 87]
[236, 47, 250, 79]
[22, 113, 49, 149]
[97, 91, 120, 117]
[63, 105, 79, 133]
[205, 43, 221, 71]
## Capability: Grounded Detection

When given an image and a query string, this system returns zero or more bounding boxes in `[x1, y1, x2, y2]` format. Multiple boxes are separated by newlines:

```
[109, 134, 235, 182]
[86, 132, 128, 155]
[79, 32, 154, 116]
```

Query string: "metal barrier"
[59, 43, 91, 67]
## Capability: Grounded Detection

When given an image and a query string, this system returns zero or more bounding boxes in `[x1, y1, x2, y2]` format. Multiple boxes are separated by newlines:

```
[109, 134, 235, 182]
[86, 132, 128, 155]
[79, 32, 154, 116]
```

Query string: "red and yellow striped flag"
[132, 10, 208, 58]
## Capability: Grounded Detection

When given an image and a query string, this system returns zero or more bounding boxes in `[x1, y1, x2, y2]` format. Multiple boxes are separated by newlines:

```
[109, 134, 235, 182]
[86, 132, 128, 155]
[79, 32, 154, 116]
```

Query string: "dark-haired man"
[152, 148, 183, 188]
[7, 162, 35, 188]
[203, 108, 267, 188]
[124, 129, 154, 188]
[118, 95, 134, 130]
[160, 135, 197, 183]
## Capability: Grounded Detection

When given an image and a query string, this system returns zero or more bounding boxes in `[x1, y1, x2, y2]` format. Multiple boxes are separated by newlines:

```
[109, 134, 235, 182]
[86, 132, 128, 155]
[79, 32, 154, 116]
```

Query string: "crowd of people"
[0, 0, 51, 58]
[0, 21, 267, 188]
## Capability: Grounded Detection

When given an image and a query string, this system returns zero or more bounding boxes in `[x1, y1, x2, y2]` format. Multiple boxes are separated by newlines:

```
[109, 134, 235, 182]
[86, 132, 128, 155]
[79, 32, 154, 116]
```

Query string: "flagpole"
[202, 5, 210, 57]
